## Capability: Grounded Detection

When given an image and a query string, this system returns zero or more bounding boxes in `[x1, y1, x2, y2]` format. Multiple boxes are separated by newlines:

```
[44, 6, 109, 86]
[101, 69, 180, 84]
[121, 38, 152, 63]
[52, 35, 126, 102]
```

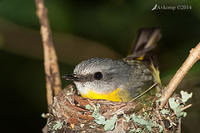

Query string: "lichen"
[168, 97, 186, 117]
[180, 91, 192, 103]
[130, 113, 154, 132]
[160, 109, 170, 115]
[52, 121, 63, 130]
[86, 104, 117, 131]
[85, 104, 93, 111]
[104, 115, 117, 131]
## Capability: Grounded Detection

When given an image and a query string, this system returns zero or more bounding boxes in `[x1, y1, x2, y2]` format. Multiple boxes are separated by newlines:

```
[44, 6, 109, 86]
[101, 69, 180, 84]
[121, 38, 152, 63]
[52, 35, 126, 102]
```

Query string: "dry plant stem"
[129, 83, 157, 102]
[35, 0, 62, 105]
[160, 43, 200, 108]
[177, 118, 181, 133]
[155, 109, 166, 131]
[181, 104, 192, 111]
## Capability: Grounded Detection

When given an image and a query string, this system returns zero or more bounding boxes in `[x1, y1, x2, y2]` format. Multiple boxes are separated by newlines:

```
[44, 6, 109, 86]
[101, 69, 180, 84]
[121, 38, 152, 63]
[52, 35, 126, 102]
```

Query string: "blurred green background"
[0, 0, 200, 132]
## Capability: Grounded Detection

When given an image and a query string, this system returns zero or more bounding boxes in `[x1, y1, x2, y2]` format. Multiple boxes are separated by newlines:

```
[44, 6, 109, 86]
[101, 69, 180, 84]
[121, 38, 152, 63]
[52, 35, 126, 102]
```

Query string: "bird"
[63, 28, 162, 102]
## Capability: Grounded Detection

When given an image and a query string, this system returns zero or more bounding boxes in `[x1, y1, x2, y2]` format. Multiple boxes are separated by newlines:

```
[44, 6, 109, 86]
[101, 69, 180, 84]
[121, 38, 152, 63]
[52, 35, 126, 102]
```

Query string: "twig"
[35, 0, 62, 105]
[129, 83, 157, 102]
[177, 118, 181, 133]
[155, 109, 166, 131]
[181, 104, 192, 111]
[159, 43, 200, 108]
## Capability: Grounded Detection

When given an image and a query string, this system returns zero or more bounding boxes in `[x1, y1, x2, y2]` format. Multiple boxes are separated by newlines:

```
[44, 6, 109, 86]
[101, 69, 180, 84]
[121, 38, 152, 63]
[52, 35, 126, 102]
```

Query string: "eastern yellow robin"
[63, 28, 161, 102]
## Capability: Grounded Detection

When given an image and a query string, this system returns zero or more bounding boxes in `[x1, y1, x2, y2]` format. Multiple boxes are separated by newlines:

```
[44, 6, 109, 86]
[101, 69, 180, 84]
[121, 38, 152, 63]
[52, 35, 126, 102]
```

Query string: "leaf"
[180, 91, 193, 103]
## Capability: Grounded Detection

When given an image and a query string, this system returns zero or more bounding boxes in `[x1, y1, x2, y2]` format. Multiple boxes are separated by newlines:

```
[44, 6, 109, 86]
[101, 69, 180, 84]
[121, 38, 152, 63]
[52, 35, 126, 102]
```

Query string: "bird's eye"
[94, 72, 103, 80]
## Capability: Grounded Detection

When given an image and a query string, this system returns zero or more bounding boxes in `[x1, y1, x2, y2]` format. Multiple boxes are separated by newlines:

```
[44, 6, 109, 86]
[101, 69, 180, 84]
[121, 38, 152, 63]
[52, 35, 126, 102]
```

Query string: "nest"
[44, 84, 190, 133]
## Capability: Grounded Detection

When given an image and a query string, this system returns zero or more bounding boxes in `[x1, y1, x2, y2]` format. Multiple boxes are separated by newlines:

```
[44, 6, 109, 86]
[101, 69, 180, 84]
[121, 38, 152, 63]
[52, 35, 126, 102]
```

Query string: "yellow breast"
[81, 88, 121, 102]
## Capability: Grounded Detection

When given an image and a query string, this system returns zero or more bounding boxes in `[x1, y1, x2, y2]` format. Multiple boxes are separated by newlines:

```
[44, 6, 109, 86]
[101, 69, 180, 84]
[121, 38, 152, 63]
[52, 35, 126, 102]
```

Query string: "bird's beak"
[62, 74, 80, 81]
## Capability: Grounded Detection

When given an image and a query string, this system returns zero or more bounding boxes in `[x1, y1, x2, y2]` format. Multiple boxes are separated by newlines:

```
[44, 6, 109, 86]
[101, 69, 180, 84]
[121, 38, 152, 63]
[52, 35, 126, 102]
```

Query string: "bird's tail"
[127, 28, 162, 85]
[127, 27, 161, 60]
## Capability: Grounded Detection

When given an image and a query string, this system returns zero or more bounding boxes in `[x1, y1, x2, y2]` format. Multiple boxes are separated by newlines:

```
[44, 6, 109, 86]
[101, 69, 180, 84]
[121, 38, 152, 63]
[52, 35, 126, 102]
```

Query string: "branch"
[35, 0, 62, 105]
[159, 43, 200, 108]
